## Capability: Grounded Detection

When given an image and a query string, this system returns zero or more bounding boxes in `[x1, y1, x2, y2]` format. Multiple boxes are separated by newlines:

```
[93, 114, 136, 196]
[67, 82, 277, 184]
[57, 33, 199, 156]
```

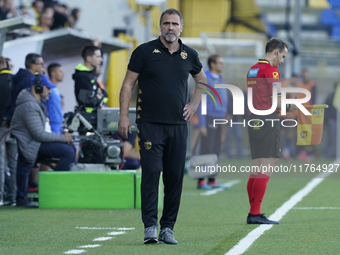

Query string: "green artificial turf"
[0, 158, 337, 255]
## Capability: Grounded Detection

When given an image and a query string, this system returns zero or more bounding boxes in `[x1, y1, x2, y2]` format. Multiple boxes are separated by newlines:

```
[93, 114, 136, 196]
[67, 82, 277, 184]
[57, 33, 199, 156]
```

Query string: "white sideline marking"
[92, 237, 113, 241]
[78, 245, 102, 248]
[107, 231, 126, 235]
[294, 207, 340, 210]
[75, 227, 135, 230]
[201, 180, 241, 196]
[225, 169, 334, 255]
[65, 227, 132, 254]
[64, 250, 86, 254]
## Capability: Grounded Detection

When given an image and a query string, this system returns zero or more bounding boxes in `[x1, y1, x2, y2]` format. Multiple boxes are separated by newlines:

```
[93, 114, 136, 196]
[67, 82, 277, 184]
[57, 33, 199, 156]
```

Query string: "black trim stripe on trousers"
[138, 122, 187, 229]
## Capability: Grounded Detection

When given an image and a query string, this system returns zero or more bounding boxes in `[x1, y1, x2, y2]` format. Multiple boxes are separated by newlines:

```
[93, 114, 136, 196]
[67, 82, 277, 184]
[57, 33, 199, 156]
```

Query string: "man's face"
[54, 66, 64, 82]
[212, 57, 224, 74]
[273, 47, 288, 68]
[88, 50, 102, 68]
[41, 13, 53, 27]
[34, 1, 44, 13]
[160, 14, 183, 43]
[41, 85, 51, 100]
[33, 57, 44, 74]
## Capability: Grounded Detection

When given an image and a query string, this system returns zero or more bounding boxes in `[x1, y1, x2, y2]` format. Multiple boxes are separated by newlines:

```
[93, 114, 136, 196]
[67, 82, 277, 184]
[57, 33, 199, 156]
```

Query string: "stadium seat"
[328, 0, 340, 8]
[321, 9, 340, 26]
[309, 0, 330, 9]
[331, 25, 340, 38]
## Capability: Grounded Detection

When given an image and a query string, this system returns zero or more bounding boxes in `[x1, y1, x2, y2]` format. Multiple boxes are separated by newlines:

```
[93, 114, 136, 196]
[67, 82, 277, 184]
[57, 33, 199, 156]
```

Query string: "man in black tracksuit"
[0, 56, 13, 205]
[72, 45, 108, 163]
[119, 9, 207, 245]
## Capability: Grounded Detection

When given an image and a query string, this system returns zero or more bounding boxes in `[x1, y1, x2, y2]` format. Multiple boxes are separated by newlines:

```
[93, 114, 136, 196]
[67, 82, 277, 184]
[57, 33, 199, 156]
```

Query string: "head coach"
[118, 8, 207, 245]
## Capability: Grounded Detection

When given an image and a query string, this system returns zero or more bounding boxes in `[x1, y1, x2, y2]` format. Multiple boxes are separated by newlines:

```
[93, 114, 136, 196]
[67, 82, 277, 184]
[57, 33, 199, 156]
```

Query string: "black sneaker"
[4, 201, 16, 206]
[16, 198, 38, 208]
[159, 228, 178, 245]
[247, 213, 279, 224]
[144, 226, 158, 244]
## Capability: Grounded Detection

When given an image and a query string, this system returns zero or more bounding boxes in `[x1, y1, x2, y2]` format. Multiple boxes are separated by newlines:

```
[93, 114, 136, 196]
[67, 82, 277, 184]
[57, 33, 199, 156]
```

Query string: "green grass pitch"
[0, 158, 338, 255]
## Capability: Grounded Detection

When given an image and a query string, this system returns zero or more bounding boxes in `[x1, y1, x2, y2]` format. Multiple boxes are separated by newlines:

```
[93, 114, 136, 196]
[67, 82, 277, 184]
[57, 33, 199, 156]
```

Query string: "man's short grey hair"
[159, 8, 183, 25]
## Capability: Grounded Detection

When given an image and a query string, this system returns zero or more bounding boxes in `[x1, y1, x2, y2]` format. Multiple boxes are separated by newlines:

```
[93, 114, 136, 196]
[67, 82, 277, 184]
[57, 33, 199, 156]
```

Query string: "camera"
[64, 108, 137, 170]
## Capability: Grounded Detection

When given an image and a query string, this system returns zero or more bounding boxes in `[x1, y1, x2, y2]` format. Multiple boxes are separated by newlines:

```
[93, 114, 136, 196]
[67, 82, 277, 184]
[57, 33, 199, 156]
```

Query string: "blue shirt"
[46, 86, 63, 133]
[197, 70, 228, 128]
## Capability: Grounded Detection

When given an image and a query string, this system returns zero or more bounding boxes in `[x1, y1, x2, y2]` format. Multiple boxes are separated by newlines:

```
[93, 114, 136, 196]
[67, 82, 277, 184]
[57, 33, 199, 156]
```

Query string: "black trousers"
[138, 122, 187, 229]
[200, 115, 223, 157]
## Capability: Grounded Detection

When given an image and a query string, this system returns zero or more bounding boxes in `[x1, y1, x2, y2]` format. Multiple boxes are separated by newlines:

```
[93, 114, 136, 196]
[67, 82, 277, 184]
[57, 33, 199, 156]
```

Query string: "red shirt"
[247, 59, 281, 111]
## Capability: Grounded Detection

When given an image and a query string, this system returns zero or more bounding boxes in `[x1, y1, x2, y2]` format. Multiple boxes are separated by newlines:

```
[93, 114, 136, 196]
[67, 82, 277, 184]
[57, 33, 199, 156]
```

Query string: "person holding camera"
[10, 74, 75, 207]
[72, 45, 108, 163]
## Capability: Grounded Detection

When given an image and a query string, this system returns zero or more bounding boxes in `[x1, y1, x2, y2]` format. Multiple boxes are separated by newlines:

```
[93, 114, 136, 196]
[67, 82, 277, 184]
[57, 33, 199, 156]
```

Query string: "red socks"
[247, 174, 256, 203]
[247, 173, 270, 215]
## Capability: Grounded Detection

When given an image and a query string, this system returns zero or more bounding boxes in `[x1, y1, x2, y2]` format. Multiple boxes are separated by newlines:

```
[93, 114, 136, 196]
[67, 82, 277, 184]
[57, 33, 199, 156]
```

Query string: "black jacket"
[72, 64, 107, 110]
[0, 68, 12, 122]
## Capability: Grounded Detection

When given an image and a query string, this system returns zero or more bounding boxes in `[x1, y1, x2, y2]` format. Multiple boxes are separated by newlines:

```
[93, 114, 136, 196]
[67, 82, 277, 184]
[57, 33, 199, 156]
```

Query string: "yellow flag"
[333, 83, 340, 111]
[297, 105, 327, 145]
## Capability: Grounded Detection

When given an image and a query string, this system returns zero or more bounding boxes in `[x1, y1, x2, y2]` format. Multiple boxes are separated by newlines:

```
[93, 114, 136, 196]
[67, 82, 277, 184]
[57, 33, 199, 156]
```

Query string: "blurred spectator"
[66, 8, 81, 28]
[0, 56, 13, 206]
[18, 5, 31, 17]
[196, 54, 228, 190]
[51, 3, 68, 30]
[0, 0, 18, 20]
[297, 68, 317, 162]
[47, 63, 64, 133]
[60, 4, 69, 16]
[324, 83, 338, 158]
[32, 0, 44, 17]
[31, 7, 54, 33]
[6, 53, 45, 126]
[5, 58, 13, 71]
[11, 74, 75, 207]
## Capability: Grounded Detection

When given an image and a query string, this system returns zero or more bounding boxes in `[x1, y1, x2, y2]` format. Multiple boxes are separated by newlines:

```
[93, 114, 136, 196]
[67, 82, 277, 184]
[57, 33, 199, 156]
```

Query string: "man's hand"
[118, 116, 131, 139]
[199, 127, 207, 137]
[64, 133, 73, 144]
[183, 102, 199, 121]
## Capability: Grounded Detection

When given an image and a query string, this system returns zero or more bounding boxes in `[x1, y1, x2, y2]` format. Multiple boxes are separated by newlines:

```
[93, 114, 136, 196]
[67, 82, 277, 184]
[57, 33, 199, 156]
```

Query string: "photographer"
[72, 45, 107, 163]
[73, 45, 107, 112]
[11, 74, 75, 207]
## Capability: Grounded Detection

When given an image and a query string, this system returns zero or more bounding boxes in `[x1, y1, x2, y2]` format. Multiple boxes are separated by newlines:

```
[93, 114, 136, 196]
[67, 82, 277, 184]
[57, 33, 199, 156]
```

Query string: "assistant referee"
[246, 38, 297, 225]
[118, 9, 206, 244]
